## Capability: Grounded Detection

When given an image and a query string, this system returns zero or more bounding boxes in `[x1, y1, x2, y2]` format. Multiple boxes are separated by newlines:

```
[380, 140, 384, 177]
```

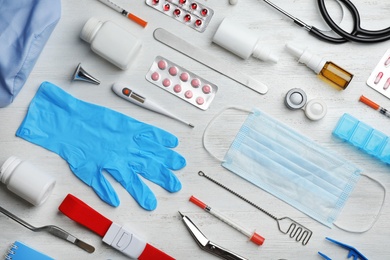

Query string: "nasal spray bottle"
[213, 18, 278, 63]
[285, 43, 353, 90]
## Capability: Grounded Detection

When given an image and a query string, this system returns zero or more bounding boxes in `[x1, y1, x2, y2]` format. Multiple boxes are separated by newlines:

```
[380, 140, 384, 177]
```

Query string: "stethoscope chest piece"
[285, 88, 327, 120]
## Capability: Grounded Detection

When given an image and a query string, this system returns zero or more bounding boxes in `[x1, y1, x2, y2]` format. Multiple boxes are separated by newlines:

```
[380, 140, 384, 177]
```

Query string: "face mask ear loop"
[333, 173, 386, 233]
[202, 106, 251, 163]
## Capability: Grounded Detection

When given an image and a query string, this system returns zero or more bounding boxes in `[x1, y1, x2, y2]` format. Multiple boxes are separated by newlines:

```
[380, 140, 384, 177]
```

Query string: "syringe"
[189, 195, 265, 246]
[359, 95, 390, 118]
[112, 83, 194, 128]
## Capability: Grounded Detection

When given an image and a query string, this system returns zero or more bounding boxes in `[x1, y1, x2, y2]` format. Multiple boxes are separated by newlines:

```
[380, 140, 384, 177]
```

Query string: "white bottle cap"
[0, 156, 56, 206]
[0, 156, 21, 183]
[285, 43, 326, 74]
[253, 43, 279, 63]
[213, 18, 278, 62]
[80, 17, 103, 43]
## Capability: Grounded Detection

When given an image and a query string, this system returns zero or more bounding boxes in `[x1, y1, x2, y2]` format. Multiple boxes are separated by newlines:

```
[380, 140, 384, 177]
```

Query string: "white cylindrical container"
[80, 17, 142, 70]
[0, 156, 56, 206]
[212, 18, 278, 63]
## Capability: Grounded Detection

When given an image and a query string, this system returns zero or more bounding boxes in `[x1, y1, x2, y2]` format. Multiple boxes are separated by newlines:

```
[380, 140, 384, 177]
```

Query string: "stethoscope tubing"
[316, 0, 390, 43]
[262, 0, 390, 44]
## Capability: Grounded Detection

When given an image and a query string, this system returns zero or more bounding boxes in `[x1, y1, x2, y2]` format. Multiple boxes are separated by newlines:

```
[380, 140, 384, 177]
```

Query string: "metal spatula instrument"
[198, 171, 312, 245]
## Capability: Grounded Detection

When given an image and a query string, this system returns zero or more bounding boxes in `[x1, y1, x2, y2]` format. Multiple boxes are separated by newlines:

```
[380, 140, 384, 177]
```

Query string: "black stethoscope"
[262, 0, 390, 44]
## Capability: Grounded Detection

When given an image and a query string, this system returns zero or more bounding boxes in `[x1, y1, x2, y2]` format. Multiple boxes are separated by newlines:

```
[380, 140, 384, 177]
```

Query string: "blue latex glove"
[0, 0, 61, 107]
[16, 82, 186, 210]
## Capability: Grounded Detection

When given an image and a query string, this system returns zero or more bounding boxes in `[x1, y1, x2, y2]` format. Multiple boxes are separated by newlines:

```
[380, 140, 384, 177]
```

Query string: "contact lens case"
[146, 56, 218, 110]
[145, 0, 214, 32]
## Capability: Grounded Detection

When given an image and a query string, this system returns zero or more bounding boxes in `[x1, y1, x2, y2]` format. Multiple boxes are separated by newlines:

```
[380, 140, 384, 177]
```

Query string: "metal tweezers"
[179, 211, 248, 260]
[0, 205, 94, 253]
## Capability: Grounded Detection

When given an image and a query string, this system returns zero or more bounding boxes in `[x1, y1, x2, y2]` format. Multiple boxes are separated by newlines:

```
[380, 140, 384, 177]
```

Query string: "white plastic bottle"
[80, 17, 142, 70]
[0, 156, 56, 206]
[212, 18, 278, 63]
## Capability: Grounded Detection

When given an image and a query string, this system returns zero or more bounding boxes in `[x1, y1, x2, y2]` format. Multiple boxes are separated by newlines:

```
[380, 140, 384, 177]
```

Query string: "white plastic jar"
[0, 156, 56, 206]
[80, 17, 142, 70]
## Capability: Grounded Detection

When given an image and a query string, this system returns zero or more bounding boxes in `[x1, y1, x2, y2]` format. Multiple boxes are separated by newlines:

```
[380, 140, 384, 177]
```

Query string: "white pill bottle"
[0, 156, 56, 206]
[80, 17, 142, 70]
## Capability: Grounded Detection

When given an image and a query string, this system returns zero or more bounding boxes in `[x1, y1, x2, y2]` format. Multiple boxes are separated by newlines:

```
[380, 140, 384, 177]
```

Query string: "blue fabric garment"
[16, 82, 186, 210]
[0, 0, 61, 107]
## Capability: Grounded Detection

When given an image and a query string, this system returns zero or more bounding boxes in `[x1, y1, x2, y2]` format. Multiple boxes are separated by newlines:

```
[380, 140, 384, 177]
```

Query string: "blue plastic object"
[318, 237, 368, 260]
[333, 113, 390, 164]
[16, 82, 186, 210]
[0, 0, 61, 107]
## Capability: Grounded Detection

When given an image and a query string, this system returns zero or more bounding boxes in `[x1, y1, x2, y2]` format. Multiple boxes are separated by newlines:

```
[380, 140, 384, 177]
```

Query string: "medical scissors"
[261, 0, 390, 43]
[178, 211, 248, 260]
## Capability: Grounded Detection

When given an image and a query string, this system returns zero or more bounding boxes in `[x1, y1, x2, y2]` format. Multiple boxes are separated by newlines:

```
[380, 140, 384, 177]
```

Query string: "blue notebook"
[4, 241, 54, 260]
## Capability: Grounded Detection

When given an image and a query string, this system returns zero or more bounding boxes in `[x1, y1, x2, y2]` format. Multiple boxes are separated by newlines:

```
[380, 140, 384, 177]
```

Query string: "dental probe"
[112, 83, 194, 128]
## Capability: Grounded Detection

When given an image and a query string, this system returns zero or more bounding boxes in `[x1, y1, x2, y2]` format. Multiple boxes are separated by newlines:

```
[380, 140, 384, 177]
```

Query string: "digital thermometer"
[112, 83, 194, 128]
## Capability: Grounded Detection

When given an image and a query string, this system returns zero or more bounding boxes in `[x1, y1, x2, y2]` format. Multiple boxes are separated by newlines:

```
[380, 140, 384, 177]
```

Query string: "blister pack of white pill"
[146, 56, 218, 110]
[367, 49, 390, 99]
[145, 0, 214, 32]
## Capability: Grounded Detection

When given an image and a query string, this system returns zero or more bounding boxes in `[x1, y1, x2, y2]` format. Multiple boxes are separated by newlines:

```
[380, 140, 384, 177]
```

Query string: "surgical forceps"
[178, 211, 248, 260]
[261, 0, 390, 43]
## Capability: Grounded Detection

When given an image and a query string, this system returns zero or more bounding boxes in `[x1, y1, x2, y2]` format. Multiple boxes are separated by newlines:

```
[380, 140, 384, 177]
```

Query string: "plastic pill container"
[80, 17, 142, 70]
[0, 156, 56, 206]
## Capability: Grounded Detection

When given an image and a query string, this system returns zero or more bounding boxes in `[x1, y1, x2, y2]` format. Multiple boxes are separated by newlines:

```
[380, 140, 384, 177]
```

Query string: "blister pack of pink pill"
[367, 49, 390, 99]
[145, 0, 214, 32]
[146, 56, 218, 110]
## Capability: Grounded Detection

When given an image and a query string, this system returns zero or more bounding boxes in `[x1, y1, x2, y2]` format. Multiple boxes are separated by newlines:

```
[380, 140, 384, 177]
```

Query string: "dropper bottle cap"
[253, 42, 279, 63]
[212, 18, 279, 63]
[285, 43, 326, 74]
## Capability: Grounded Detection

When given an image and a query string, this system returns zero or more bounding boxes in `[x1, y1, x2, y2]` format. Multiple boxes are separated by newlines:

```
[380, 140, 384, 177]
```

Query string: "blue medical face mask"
[203, 107, 385, 230]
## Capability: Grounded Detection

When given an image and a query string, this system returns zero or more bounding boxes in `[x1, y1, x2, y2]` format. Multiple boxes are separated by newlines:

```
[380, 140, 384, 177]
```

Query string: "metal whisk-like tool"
[0, 205, 95, 253]
[198, 171, 312, 245]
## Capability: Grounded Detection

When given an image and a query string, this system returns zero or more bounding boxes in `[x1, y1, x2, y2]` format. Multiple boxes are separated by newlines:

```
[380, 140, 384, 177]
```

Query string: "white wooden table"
[1, 1, 389, 259]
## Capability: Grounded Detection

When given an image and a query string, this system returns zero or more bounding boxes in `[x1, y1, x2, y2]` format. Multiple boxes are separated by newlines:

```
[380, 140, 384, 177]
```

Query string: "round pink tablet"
[151, 72, 160, 81]
[169, 66, 178, 76]
[180, 72, 189, 82]
[162, 78, 171, 87]
[196, 97, 204, 105]
[202, 85, 211, 94]
[191, 78, 200, 88]
[185, 90, 193, 99]
[173, 84, 182, 93]
[158, 60, 167, 70]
